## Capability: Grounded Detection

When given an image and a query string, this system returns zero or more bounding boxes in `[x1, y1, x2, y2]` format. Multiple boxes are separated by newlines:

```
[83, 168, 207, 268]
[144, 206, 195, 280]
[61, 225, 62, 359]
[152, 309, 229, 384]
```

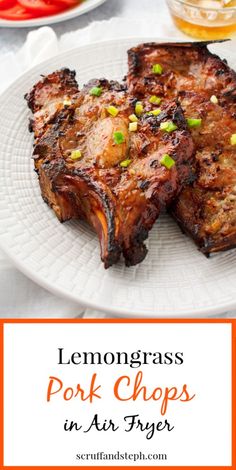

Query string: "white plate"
[0, 37, 236, 318]
[0, 0, 108, 28]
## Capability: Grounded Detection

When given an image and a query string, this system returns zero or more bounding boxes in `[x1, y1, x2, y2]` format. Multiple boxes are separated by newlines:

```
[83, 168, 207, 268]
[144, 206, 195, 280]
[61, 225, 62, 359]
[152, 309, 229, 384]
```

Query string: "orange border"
[0, 318, 235, 470]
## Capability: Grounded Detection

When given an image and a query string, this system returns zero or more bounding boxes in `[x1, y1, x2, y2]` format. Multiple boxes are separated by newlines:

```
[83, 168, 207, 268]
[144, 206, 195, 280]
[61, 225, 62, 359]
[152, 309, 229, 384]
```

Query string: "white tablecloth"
[0, 0, 235, 318]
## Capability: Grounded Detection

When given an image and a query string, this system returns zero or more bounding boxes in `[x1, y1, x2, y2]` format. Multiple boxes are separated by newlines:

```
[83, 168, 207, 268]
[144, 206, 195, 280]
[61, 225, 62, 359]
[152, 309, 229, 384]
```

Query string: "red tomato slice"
[53, 0, 80, 6]
[0, 0, 16, 9]
[17, 0, 64, 15]
[0, 3, 35, 19]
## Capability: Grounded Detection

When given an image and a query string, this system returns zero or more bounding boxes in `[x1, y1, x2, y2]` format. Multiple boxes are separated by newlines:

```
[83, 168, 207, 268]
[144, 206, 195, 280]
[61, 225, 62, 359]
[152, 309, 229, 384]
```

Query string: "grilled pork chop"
[26, 68, 194, 268]
[127, 41, 236, 254]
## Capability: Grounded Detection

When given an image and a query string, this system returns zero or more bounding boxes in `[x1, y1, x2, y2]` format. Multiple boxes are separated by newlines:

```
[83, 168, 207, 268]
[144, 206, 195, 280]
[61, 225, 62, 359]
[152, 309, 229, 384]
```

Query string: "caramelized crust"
[26, 70, 194, 267]
[127, 41, 236, 254]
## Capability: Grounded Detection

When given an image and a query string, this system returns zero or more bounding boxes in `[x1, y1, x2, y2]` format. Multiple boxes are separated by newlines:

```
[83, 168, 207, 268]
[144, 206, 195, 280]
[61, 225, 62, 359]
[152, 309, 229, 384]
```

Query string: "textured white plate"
[0, 37, 236, 317]
[0, 0, 108, 28]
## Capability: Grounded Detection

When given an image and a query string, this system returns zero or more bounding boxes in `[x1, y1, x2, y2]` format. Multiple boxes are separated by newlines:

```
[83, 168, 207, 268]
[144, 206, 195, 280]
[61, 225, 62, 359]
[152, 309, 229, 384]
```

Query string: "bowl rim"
[167, 0, 236, 13]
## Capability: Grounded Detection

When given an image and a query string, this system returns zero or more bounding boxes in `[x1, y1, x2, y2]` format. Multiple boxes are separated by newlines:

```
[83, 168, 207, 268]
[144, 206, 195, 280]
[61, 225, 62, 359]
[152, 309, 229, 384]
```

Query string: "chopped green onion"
[63, 99, 72, 106]
[210, 95, 218, 104]
[160, 121, 178, 133]
[107, 105, 119, 117]
[70, 149, 82, 160]
[135, 101, 144, 116]
[230, 134, 236, 145]
[149, 95, 162, 105]
[160, 154, 175, 170]
[187, 118, 202, 128]
[152, 64, 163, 75]
[129, 114, 138, 122]
[129, 122, 138, 132]
[113, 131, 125, 145]
[89, 86, 102, 97]
[120, 159, 132, 168]
[147, 109, 161, 116]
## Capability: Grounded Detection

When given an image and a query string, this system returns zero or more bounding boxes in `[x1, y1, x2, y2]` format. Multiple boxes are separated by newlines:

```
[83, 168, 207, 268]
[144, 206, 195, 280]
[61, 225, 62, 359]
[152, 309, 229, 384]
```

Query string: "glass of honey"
[166, 0, 236, 39]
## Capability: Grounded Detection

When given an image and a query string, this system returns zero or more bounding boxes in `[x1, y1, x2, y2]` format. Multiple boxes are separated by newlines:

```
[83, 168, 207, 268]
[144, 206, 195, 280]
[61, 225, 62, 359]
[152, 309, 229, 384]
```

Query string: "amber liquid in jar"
[171, 0, 236, 39]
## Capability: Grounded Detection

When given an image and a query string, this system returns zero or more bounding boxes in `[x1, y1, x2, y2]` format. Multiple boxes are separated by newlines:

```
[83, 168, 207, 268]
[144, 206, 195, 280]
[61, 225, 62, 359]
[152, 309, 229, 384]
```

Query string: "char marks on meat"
[26, 68, 194, 267]
[127, 41, 236, 254]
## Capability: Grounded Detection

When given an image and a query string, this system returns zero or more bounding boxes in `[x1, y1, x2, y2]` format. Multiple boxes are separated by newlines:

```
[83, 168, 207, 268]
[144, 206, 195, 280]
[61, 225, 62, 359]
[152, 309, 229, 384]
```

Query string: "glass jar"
[166, 0, 236, 39]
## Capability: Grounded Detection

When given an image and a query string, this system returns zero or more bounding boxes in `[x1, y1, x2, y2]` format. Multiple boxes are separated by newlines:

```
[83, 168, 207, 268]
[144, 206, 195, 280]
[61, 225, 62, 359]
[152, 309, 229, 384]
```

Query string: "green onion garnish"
[187, 118, 202, 128]
[230, 134, 236, 145]
[147, 109, 161, 116]
[120, 159, 132, 168]
[107, 106, 119, 117]
[149, 95, 162, 105]
[70, 149, 82, 160]
[63, 99, 72, 106]
[129, 114, 138, 122]
[89, 86, 102, 97]
[210, 95, 218, 104]
[113, 131, 125, 145]
[152, 64, 163, 75]
[135, 102, 144, 116]
[160, 121, 177, 133]
[160, 154, 175, 170]
[129, 122, 138, 132]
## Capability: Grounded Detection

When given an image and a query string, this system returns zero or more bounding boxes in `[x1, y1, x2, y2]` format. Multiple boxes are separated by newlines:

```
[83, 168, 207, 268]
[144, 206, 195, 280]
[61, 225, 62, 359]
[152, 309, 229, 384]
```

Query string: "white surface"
[0, 0, 173, 57]
[0, 2, 235, 318]
[0, 0, 108, 28]
[1, 37, 236, 317]
[0, 15, 184, 95]
[4, 323, 232, 466]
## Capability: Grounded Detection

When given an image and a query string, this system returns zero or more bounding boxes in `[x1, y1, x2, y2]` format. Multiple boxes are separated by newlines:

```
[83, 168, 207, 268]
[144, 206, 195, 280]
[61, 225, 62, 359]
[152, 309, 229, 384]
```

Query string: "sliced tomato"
[0, 0, 16, 9]
[53, 0, 80, 6]
[17, 0, 65, 15]
[0, 3, 36, 19]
